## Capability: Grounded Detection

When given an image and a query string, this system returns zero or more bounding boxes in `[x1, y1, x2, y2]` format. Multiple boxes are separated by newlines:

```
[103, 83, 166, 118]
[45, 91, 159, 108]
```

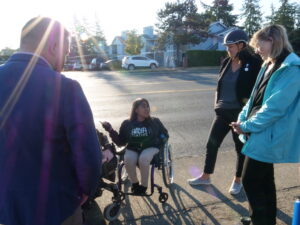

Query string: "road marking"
[100, 88, 215, 97]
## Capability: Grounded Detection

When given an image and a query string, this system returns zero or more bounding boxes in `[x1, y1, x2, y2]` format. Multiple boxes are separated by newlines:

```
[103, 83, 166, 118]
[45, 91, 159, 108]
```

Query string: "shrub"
[187, 50, 227, 67]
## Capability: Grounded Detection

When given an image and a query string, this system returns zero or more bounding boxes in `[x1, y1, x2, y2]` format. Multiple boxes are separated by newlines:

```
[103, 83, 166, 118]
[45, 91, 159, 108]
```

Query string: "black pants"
[204, 108, 245, 177]
[242, 157, 277, 225]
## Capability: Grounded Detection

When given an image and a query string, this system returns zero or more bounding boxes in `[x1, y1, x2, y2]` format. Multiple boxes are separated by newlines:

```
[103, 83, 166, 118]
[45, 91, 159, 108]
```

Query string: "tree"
[0, 47, 17, 57]
[86, 17, 107, 54]
[296, 4, 300, 29]
[0, 47, 17, 62]
[289, 28, 300, 55]
[156, 0, 207, 65]
[201, 0, 238, 27]
[265, 3, 276, 25]
[273, 0, 297, 33]
[240, 0, 262, 36]
[69, 16, 107, 58]
[124, 30, 143, 55]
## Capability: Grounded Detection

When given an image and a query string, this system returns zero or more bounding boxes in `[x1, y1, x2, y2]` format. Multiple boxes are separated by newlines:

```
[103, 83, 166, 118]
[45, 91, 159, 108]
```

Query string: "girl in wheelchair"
[102, 98, 168, 195]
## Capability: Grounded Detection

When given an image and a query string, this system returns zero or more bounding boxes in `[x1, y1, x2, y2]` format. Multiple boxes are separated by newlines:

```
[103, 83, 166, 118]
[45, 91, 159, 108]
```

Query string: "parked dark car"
[63, 63, 74, 71]
[100, 59, 122, 70]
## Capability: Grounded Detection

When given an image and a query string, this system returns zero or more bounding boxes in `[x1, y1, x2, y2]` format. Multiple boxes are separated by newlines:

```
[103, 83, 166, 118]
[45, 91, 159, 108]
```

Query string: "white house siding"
[111, 37, 125, 60]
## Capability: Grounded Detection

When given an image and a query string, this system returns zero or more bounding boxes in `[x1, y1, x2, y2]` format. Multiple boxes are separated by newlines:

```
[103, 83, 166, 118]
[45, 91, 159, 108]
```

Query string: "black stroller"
[82, 130, 125, 222]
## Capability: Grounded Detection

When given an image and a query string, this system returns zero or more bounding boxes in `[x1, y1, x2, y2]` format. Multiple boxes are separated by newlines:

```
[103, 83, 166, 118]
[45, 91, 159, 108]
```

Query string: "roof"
[111, 36, 125, 45]
[141, 34, 157, 40]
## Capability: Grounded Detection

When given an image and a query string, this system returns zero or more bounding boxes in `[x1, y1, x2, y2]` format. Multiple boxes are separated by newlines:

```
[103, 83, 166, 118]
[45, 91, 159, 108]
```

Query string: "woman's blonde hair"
[249, 24, 293, 60]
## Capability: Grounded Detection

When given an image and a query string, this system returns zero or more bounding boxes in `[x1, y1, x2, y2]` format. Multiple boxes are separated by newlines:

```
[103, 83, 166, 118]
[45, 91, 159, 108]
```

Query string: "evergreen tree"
[201, 0, 238, 27]
[296, 4, 300, 29]
[289, 28, 300, 55]
[69, 17, 107, 57]
[273, 0, 297, 33]
[241, 0, 262, 36]
[156, 0, 207, 64]
[265, 3, 276, 25]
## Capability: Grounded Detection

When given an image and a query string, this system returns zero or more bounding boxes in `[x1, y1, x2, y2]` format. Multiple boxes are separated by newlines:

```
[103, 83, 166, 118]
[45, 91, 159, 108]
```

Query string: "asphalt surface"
[64, 68, 234, 159]
[63, 68, 299, 225]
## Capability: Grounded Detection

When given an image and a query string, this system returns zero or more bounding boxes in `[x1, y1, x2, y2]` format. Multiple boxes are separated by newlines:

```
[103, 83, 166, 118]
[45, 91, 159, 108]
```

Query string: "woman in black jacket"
[188, 29, 262, 195]
[102, 98, 168, 194]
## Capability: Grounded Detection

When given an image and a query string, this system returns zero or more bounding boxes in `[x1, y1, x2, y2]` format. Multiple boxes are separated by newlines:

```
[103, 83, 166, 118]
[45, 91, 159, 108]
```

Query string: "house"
[108, 27, 159, 61]
[140, 26, 157, 58]
[107, 22, 236, 66]
[108, 31, 128, 60]
[187, 21, 238, 51]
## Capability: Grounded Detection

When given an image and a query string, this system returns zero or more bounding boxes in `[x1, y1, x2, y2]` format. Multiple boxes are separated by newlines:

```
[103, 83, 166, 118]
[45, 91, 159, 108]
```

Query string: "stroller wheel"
[159, 192, 168, 203]
[103, 202, 121, 221]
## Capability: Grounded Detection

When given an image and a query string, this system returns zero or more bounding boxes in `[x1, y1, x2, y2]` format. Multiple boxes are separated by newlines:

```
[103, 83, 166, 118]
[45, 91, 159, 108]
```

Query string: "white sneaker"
[187, 177, 211, 185]
[229, 181, 243, 195]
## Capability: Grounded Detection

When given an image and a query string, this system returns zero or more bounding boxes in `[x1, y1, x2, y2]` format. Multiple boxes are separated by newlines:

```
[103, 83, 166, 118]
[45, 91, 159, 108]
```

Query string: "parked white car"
[122, 56, 159, 70]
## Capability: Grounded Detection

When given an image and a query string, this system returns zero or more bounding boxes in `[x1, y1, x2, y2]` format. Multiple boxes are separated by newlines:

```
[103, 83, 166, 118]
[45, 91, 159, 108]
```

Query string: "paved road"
[64, 68, 236, 159]
[64, 69, 298, 225]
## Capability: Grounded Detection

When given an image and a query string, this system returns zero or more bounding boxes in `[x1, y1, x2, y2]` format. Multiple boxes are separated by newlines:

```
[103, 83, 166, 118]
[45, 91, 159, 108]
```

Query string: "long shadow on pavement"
[191, 184, 249, 217]
[168, 183, 222, 225]
[114, 183, 137, 225]
[191, 184, 292, 224]
[83, 200, 107, 225]
[133, 183, 223, 224]
[277, 209, 292, 224]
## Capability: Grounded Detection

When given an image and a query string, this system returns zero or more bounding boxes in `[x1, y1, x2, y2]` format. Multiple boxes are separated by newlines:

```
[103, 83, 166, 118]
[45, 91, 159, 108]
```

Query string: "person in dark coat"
[0, 16, 101, 225]
[188, 29, 262, 195]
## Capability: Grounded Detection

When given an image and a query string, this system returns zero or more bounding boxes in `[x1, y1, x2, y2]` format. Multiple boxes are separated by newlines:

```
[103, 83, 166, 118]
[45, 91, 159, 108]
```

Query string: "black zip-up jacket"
[216, 50, 262, 107]
[108, 117, 169, 152]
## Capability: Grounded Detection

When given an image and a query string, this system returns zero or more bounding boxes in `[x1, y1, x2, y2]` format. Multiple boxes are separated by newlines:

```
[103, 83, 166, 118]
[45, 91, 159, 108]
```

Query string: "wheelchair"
[96, 128, 174, 221]
[116, 142, 174, 203]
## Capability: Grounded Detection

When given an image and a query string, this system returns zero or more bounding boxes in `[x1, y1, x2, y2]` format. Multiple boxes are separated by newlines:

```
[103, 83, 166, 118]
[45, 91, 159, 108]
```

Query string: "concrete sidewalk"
[93, 150, 299, 225]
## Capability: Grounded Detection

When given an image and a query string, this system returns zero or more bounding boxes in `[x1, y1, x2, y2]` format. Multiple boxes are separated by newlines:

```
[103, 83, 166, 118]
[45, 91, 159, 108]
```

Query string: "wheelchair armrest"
[115, 147, 126, 156]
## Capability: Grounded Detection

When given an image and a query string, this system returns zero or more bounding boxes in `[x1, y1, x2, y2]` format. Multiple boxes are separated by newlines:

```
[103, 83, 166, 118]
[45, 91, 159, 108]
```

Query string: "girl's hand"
[101, 121, 112, 132]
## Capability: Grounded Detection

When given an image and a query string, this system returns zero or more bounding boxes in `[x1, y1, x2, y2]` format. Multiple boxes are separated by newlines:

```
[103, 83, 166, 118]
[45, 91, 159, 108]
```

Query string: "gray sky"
[0, 0, 284, 50]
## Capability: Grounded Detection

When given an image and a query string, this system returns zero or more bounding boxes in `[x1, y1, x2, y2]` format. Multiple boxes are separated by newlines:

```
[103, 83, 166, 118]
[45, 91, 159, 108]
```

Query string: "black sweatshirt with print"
[108, 117, 169, 152]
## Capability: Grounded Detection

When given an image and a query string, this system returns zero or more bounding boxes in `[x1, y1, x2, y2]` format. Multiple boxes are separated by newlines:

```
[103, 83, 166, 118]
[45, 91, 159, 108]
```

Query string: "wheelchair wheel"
[162, 143, 174, 187]
[103, 202, 121, 221]
[159, 192, 168, 203]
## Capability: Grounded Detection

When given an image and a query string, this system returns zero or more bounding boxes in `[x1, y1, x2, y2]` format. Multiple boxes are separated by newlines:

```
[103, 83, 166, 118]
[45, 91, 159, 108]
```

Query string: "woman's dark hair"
[129, 98, 150, 121]
[238, 45, 257, 64]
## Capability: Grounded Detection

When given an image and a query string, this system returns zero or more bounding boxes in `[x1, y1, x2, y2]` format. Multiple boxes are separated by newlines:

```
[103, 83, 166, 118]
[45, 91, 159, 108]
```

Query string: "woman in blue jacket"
[231, 24, 300, 225]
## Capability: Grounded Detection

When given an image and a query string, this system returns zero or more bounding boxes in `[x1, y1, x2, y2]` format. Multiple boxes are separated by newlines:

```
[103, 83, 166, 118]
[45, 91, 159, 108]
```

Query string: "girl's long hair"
[129, 98, 150, 121]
